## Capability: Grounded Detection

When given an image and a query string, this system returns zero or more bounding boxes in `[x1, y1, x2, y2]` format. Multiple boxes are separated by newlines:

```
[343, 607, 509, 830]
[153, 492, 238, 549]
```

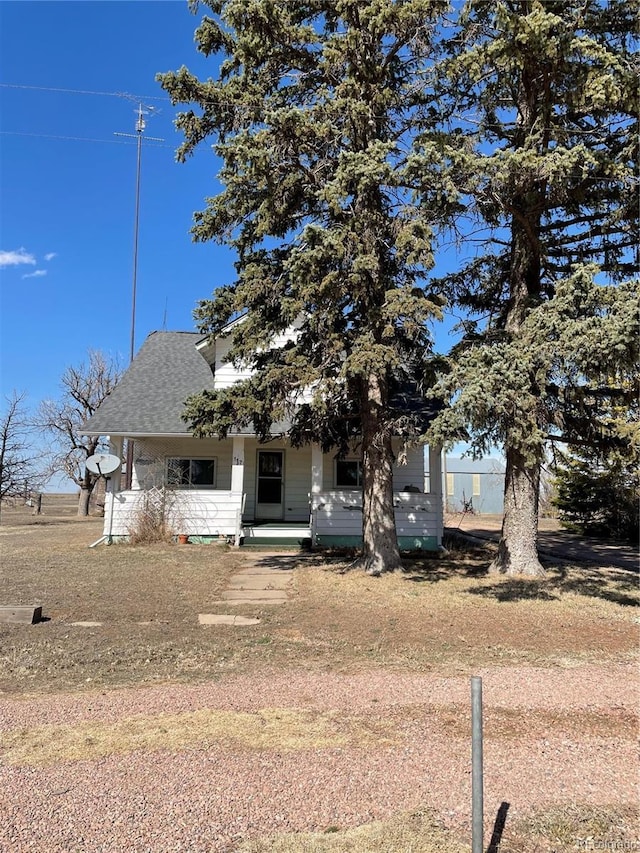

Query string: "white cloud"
[0, 248, 36, 268]
[22, 269, 47, 280]
[44, 252, 57, 262]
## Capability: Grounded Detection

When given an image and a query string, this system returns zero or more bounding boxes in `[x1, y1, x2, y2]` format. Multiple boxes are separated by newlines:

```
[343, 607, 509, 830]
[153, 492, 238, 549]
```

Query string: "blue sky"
[1, 1, 466, 488]
[1, 1, 239, 407]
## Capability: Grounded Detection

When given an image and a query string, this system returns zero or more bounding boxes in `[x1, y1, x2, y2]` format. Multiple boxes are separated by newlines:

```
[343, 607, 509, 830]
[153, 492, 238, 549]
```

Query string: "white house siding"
[312, 491, 441, 549]
[213, 323, 303, 390]
[132, 438, 426, 503]
[212, 336, 254, 389]
[105, 489, 243, 539]
[320, 441, 427, 493]
[111, 435, 439, 545]
[280, 444, 312, 522]
[129, 438, 313, 523]
[392, 442, 428, 492]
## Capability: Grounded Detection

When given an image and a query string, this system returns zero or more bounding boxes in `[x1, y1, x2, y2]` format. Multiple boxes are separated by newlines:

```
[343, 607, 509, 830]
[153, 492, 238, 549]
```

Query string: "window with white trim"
[335, 459, 362, 488]
[447, 473, 455, 496]
[167, 458, 216, 489]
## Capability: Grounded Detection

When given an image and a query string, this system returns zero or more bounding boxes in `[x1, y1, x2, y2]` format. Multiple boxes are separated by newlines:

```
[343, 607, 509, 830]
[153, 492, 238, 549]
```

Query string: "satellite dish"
[86, 453, 122, 476]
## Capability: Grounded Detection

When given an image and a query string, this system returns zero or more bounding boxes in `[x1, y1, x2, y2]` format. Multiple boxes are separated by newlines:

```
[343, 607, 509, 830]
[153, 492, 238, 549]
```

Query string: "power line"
[0, 130, 173, 148]
[0, 82, 169, 102]
[2, 83, 633, 135]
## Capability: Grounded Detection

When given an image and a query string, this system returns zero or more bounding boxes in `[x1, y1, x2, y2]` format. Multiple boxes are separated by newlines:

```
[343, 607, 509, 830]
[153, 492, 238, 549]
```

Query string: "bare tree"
[0, 391, 42, 520]
[36, 351, 123, 516]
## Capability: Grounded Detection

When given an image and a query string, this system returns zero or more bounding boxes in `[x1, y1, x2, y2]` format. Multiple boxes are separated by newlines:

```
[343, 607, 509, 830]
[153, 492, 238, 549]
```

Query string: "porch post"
[231, 436, 245, 494]
[231, 436, 246, 548]
[101, 437, 125, 540]
[109, 437, 124, 493]
[311, 443, 323, 504]
[231, 435, 244, 494]
[429, 444, 444, 545]
[310, 443, 323, 545]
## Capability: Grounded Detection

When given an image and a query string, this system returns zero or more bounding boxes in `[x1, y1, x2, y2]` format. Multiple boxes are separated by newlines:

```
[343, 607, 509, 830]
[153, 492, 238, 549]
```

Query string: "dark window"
[257, 451, 283, 504]
[258, 452, 283, 477]
[335, 459, 362, 488]
[258, 478, 282, 504]
[167, 458, 216, 489]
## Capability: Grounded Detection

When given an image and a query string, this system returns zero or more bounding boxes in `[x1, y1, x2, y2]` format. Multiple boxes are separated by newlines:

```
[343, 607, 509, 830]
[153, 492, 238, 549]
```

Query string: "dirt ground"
[0, 508, 638, 851]
[0, 512, 637, 692]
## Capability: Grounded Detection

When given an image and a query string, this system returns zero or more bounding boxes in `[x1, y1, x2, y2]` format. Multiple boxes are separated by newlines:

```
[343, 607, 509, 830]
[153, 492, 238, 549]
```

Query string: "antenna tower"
[114, 101, 164, 363]
[115, 101, 163, 489]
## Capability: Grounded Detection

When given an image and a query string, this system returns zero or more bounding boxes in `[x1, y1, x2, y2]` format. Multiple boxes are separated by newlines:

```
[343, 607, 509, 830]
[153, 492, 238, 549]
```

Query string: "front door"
[256, 450, 284, 520]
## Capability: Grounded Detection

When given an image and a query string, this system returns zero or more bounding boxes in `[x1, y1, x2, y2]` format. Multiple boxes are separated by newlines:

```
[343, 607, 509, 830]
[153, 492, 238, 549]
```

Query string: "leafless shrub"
[127, 486, 183, 544]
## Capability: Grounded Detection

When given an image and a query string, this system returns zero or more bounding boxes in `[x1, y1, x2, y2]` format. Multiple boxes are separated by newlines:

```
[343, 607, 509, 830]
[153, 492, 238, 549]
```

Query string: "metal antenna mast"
[115, 102, 163, 363]
[114, 102, 163, 489]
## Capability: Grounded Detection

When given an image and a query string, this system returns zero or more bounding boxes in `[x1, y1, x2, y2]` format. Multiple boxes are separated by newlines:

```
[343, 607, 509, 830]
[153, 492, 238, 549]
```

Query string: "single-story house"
[82, 329, 444, 549]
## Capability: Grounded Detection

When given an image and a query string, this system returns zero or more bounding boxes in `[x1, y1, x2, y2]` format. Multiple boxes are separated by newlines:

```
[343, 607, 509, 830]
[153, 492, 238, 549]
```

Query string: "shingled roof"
[82, 331, 215, 436]
[82, 328, 440, 440]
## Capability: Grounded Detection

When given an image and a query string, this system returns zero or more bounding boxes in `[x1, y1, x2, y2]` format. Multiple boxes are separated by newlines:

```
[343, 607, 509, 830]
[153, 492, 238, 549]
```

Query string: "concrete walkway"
[446, 512, 639, 572]
[198, 552, 299, 626]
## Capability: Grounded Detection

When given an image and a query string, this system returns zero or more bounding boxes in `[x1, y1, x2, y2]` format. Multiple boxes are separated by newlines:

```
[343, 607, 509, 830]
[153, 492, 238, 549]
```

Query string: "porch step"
[241, 524, 311, 549]
[242, 538, 310, 548]
[242, 524, 311, 539]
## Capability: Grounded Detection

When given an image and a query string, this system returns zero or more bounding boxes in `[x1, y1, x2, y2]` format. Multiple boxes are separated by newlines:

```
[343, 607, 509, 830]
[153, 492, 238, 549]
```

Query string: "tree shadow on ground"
[401, 539, 639, 608]
[252, 550, 356, 572]
[401, 543, 492, 585]
[467, 562, 639, 607]
[544, 563, 639, 607]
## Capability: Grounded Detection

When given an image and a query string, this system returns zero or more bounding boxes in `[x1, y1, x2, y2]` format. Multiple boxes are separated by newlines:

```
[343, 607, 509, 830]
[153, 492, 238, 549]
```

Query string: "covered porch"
[102, 436, 443, 549]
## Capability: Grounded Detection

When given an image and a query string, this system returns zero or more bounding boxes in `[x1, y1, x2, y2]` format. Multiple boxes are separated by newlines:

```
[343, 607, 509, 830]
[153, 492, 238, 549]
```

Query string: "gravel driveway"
[1, 663, 637, 852]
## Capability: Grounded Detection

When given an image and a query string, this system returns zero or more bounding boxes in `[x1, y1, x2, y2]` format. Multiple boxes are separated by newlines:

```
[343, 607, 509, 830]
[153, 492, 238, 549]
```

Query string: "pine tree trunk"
[358, 374, 402, 576]
[491, 447, 545, 576]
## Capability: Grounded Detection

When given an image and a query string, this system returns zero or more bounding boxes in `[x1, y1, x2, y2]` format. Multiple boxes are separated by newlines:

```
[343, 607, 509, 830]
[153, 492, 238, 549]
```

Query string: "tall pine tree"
[425, 0, 639, 574]
[159, 0, 449, 574]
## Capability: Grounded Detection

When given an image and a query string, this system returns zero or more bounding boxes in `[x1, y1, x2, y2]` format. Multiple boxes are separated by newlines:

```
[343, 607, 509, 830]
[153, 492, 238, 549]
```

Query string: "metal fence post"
[471, 675, 484, 853]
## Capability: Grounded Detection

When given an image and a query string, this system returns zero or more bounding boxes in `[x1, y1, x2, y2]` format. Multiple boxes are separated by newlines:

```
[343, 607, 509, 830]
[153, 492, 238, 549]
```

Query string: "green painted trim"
[242, 536, 311, 547]
[108, 533, 438, 551]
[314, 535, 361, 548]
[186, 536, 230, 545]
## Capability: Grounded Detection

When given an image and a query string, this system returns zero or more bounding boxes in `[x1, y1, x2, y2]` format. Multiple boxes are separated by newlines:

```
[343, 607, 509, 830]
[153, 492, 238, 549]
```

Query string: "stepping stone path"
[198, 614, 261, 627]
[199, 552, 296, 626]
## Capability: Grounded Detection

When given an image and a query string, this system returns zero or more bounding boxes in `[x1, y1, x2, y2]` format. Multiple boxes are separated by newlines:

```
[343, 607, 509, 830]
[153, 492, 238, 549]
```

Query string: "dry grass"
[234, 809, 466, 853]
[232, 804, 640, 853]
[498, 804, 640, 852]
[2, 706, 396, 766]
[1, 509, 639, 851]
[0, 512, 637, 693]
